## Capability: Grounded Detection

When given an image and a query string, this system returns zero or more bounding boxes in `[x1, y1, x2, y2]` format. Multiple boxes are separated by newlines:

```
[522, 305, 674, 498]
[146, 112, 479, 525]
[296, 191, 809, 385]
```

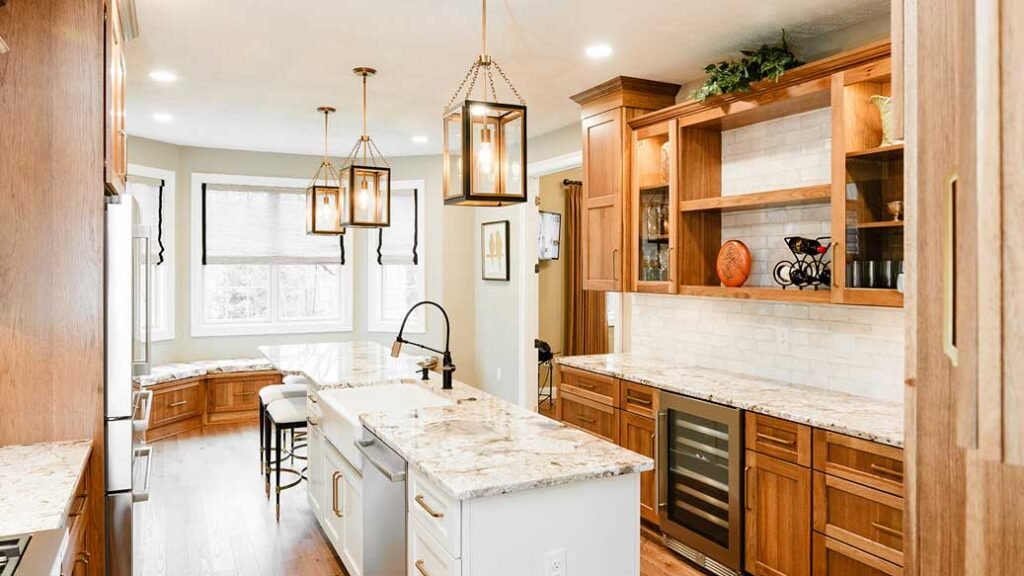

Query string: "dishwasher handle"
[355, 436, 407, 482]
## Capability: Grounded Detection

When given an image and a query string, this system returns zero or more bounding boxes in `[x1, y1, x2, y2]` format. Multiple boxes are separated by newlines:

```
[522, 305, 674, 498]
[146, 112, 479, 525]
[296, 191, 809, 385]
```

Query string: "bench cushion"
[135, 363, 207, 387]
[191, 358, 276, 374]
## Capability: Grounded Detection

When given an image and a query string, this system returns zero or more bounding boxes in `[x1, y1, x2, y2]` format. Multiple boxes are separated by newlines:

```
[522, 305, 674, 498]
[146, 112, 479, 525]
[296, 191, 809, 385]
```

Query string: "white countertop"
[557, 353, 904, 448]
[260, 342, 653, 500]
[0, 440, 92, 536]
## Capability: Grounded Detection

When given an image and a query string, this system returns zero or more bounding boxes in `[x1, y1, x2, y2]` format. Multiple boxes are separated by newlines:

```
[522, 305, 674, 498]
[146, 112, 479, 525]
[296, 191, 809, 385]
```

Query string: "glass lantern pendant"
[442, 0, 527, 206]
[339, 67, 391, 228]
[305, 106, 345, 235]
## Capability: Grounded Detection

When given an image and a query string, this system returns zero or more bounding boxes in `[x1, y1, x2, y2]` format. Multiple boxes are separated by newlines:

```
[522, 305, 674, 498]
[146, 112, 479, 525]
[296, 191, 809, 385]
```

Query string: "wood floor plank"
[142, 422, 704, 576]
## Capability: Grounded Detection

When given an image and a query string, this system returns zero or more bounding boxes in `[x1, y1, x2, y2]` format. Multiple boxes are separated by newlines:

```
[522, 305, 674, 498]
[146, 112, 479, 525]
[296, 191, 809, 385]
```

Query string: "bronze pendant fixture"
[442, 0, 527, 207]
[305, 106, 345, 236]
[339, 67, 391, 228]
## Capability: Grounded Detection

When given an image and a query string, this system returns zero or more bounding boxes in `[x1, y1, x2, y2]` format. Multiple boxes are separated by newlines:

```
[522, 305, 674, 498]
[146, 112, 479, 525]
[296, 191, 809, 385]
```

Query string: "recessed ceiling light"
[149, 70, 178, 83]
[411, 135, 429, 144]
[585, 44, 613, 59]
[152, 112, 174, 123]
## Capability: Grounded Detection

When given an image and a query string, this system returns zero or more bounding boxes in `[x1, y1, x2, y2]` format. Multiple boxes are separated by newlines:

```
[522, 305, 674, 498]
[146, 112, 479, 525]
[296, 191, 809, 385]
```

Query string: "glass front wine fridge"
[658, 391, 743, 576]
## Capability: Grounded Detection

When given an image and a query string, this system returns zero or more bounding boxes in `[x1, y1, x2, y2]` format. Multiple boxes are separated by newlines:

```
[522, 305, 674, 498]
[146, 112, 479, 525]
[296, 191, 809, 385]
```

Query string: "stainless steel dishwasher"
[354, 429, 408, 576]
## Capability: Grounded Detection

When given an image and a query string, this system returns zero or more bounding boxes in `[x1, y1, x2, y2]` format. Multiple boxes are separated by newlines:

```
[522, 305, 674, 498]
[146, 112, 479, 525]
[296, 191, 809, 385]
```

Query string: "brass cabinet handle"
[168, 400, 187, 408]
[414, 560, 432, 576]
[832, 241, 841, 288]
[612, 248, 620, 281]
[574, 381, 596, 390]
[234, 391, 256, 397]
[756, 432, 796, 447]
[308, 394, 318, 403]
[872, 522, 904, 539]
[68, 493, 88, 517]
[331, 471, 343, 518]
[744, 465, 754, 511]
[414, 494, 444, 518]
[576, 415, 597, 425]
[870, 463, 904, 480]
[626, 394, 653, 406]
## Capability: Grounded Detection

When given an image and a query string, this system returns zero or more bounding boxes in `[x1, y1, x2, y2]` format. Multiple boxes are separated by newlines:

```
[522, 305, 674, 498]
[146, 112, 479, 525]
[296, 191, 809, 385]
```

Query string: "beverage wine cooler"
[658, 391, 743, 576]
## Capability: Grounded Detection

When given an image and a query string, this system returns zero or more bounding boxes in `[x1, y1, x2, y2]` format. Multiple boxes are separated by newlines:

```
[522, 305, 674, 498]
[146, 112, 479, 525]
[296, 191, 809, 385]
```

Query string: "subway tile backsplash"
[628, 293, 905, 403]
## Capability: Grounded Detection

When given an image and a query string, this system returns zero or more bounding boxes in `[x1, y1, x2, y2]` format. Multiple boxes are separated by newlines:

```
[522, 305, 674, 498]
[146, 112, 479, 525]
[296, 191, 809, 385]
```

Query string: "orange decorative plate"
[716, 240, 752, 287]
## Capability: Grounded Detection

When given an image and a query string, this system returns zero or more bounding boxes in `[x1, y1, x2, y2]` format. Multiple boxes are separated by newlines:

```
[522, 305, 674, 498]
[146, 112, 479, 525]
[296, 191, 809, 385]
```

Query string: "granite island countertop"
[0, 440, 92, 536]
[261, 342, 653, 501]
[557, 353, 904, 447]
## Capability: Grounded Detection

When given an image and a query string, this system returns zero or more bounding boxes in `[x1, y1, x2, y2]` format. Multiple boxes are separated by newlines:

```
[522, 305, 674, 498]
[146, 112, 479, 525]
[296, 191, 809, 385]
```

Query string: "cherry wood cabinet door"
[581, 109, 625, 291]
[620, 411, 658, 525]
[745, 450, 812, 576]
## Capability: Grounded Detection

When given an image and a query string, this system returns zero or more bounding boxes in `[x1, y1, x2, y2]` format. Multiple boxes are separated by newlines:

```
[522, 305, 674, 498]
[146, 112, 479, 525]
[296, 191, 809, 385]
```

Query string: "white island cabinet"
[261, 342, 653, 576]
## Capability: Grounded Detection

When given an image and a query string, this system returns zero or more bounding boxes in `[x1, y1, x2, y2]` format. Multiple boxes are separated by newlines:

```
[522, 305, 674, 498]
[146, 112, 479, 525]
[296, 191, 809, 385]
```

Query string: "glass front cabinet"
[631, 120, 677, 293]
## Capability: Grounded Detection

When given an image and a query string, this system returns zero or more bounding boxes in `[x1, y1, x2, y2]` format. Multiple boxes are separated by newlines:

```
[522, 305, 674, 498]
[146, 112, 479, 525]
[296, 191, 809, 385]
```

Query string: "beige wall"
[128, 136, 477, 380]
[537, 168, 581, 355]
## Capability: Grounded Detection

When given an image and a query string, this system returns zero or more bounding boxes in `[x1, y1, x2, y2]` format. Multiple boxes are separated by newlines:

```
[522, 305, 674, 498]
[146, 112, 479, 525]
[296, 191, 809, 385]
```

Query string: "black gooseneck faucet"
[391, 300, 455, 390]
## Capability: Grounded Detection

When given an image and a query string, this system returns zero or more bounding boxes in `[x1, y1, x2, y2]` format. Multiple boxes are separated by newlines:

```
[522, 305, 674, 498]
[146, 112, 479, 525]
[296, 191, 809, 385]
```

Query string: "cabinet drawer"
[620, 380, 659, 418]
[746, 412, 811, 466]
[558, 391, 619, 443]
[813, 533, 902, 576]
[150, 380, 203, 426]
[813, 430, 904, 496]
[208, 379, 260, 412]
[560, 366, 619, 407]
[408, 469, 461, 559]
[408, 514, 461, 576]
[813, 472, 904, 567]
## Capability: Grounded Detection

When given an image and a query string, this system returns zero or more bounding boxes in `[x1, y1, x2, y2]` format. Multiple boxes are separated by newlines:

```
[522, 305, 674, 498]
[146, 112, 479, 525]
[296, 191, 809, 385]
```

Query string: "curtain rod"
[562, 179, 582, 186]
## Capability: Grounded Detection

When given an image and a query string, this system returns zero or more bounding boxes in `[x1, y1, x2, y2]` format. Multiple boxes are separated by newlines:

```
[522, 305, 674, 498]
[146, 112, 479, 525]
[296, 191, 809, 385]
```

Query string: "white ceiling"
[126, 0, 889, 157]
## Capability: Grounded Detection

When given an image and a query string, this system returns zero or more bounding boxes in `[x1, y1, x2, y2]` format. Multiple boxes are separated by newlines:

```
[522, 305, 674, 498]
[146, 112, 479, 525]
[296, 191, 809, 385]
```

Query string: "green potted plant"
[693, 31, 803, 102]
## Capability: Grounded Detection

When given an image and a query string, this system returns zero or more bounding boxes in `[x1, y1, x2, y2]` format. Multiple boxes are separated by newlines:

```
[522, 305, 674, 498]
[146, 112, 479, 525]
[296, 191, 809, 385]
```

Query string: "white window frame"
[189, 172, 353, 337]
[366, 179, 427, 334]
[128, 163, 176, 342]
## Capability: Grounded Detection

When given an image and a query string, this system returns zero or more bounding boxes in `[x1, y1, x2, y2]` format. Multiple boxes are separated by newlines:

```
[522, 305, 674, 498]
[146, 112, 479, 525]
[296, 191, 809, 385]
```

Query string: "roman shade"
[127, 174, 166, 265]
[202, 182, 343, 265]
[376, 188, 419, 265]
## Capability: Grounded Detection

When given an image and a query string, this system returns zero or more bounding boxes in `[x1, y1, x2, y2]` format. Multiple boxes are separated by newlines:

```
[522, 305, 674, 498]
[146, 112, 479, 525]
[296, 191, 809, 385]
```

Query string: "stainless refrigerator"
[105, 194, 154, 576]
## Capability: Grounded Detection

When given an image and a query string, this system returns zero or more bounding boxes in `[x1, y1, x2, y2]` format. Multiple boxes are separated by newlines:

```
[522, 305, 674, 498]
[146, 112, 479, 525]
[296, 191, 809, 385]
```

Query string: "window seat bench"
[134, 358, 285, 442]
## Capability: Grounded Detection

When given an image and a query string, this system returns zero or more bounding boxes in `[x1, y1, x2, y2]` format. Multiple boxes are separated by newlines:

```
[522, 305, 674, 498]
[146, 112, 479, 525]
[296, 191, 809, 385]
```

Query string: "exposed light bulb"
[357, 179, 369, 209]
[476, 126, 494, 177]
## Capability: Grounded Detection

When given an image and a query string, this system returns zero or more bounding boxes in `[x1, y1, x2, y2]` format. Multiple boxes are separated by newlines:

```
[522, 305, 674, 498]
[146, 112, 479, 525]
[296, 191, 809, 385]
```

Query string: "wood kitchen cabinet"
[205, 371, 281, 425]
[744, 412, 813, 576]
[61, 452, 94, 576]
[571, 77, 680, 292]
[620, 411, 658, 525]
[104, 0, 128, 195]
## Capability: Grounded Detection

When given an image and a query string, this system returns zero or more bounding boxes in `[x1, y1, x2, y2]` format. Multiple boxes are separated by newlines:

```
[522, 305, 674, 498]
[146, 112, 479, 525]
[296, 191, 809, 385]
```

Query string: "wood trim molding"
[630, 40, 892, 129]
[570, 76, 681, 105]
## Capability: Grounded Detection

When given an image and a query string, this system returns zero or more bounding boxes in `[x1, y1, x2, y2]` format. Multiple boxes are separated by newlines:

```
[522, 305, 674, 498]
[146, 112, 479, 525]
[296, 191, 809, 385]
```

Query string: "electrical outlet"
[496, 367, 503, 381]
[544, 548, 567, 576]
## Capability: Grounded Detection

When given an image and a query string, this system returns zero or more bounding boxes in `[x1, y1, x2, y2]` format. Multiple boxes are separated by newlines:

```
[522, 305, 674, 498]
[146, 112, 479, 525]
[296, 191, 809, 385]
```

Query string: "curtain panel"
[564, 180, 608, 356]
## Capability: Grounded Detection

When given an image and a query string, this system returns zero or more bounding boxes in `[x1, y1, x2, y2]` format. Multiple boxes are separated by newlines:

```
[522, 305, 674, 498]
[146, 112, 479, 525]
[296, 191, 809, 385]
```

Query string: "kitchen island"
[261, 342, 652, 576]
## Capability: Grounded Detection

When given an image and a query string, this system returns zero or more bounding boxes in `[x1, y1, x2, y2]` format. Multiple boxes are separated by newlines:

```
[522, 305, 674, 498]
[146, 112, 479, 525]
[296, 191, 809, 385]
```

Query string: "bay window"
[127, 164, 175, 341]
[366, 180, 426, 333]
[191, 174, 352, 337]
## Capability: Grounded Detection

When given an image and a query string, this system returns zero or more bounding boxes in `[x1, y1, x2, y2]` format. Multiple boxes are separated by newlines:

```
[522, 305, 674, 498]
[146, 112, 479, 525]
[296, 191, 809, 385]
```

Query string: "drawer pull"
[331, 471, 343, 518]
[167, 400, 187, 408]
[414, 560, 432, 576]
[870, 463, 904, 479]
[626, 394, 653, 406]
[308, 395, 318, 403]
[576, 415, 597, 424]
[872, 522, 904, 539]
[756, 432, 796, 447]
[68, 493, 88, 517]
[414, 494, 444, 518]
[234, 391, 256, 397]
[744, 465, 753, 511]
[574, 381, 596, 390]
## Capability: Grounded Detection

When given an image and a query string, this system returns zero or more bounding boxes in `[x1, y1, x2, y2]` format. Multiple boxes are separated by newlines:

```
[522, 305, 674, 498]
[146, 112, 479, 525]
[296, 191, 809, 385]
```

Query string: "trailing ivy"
[692, 31, 803, 102]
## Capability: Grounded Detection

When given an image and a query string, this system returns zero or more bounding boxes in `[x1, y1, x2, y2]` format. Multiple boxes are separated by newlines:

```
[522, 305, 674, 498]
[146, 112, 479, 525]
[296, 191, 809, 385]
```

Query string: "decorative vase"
[870, 95, 896, 146]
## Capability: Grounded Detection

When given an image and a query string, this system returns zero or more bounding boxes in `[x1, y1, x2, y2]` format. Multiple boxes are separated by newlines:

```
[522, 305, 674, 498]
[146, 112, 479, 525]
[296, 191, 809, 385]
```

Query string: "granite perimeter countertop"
[0, 440, 92, 536]
[557, 353, 904, 448]
[262, 342, 653, 500]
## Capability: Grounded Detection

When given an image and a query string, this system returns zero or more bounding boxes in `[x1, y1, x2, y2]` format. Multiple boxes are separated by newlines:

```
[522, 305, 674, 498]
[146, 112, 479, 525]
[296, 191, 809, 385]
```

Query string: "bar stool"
[264, 396, 308, 521]
[258, 375, 308, 472]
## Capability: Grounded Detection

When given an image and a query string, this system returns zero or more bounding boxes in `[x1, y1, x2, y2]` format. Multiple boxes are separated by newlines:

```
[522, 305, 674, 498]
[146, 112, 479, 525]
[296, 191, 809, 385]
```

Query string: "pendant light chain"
[341, 68, 390, 170]
[442, 0, 525, 112]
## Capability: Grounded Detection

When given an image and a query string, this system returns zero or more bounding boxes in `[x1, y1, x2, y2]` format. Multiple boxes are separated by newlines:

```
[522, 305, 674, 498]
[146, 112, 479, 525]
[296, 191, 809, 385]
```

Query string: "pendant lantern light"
[442, 0, 527, 206]
[305, 106, 345, 235]
[339, 67, 391, 228]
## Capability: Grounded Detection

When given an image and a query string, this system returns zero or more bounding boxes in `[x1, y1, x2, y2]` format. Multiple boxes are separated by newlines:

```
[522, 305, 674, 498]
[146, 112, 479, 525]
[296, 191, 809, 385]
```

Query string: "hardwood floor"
[142, 422, 705, 576]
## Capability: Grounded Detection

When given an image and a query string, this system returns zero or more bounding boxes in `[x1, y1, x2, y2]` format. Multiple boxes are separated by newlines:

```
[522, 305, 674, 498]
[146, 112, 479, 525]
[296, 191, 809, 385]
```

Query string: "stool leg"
[259, 399, 265, 472]
[275, 424, 282, 522]
[264, 414, 272, 499]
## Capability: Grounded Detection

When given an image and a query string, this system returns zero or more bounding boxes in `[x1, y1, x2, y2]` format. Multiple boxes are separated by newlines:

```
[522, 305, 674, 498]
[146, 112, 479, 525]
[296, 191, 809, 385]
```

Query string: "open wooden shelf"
[846, 142, 904, 159]
[855, 220, 904, 229]
[679, 184, 831, 213]
[677, 285, 832, 303]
